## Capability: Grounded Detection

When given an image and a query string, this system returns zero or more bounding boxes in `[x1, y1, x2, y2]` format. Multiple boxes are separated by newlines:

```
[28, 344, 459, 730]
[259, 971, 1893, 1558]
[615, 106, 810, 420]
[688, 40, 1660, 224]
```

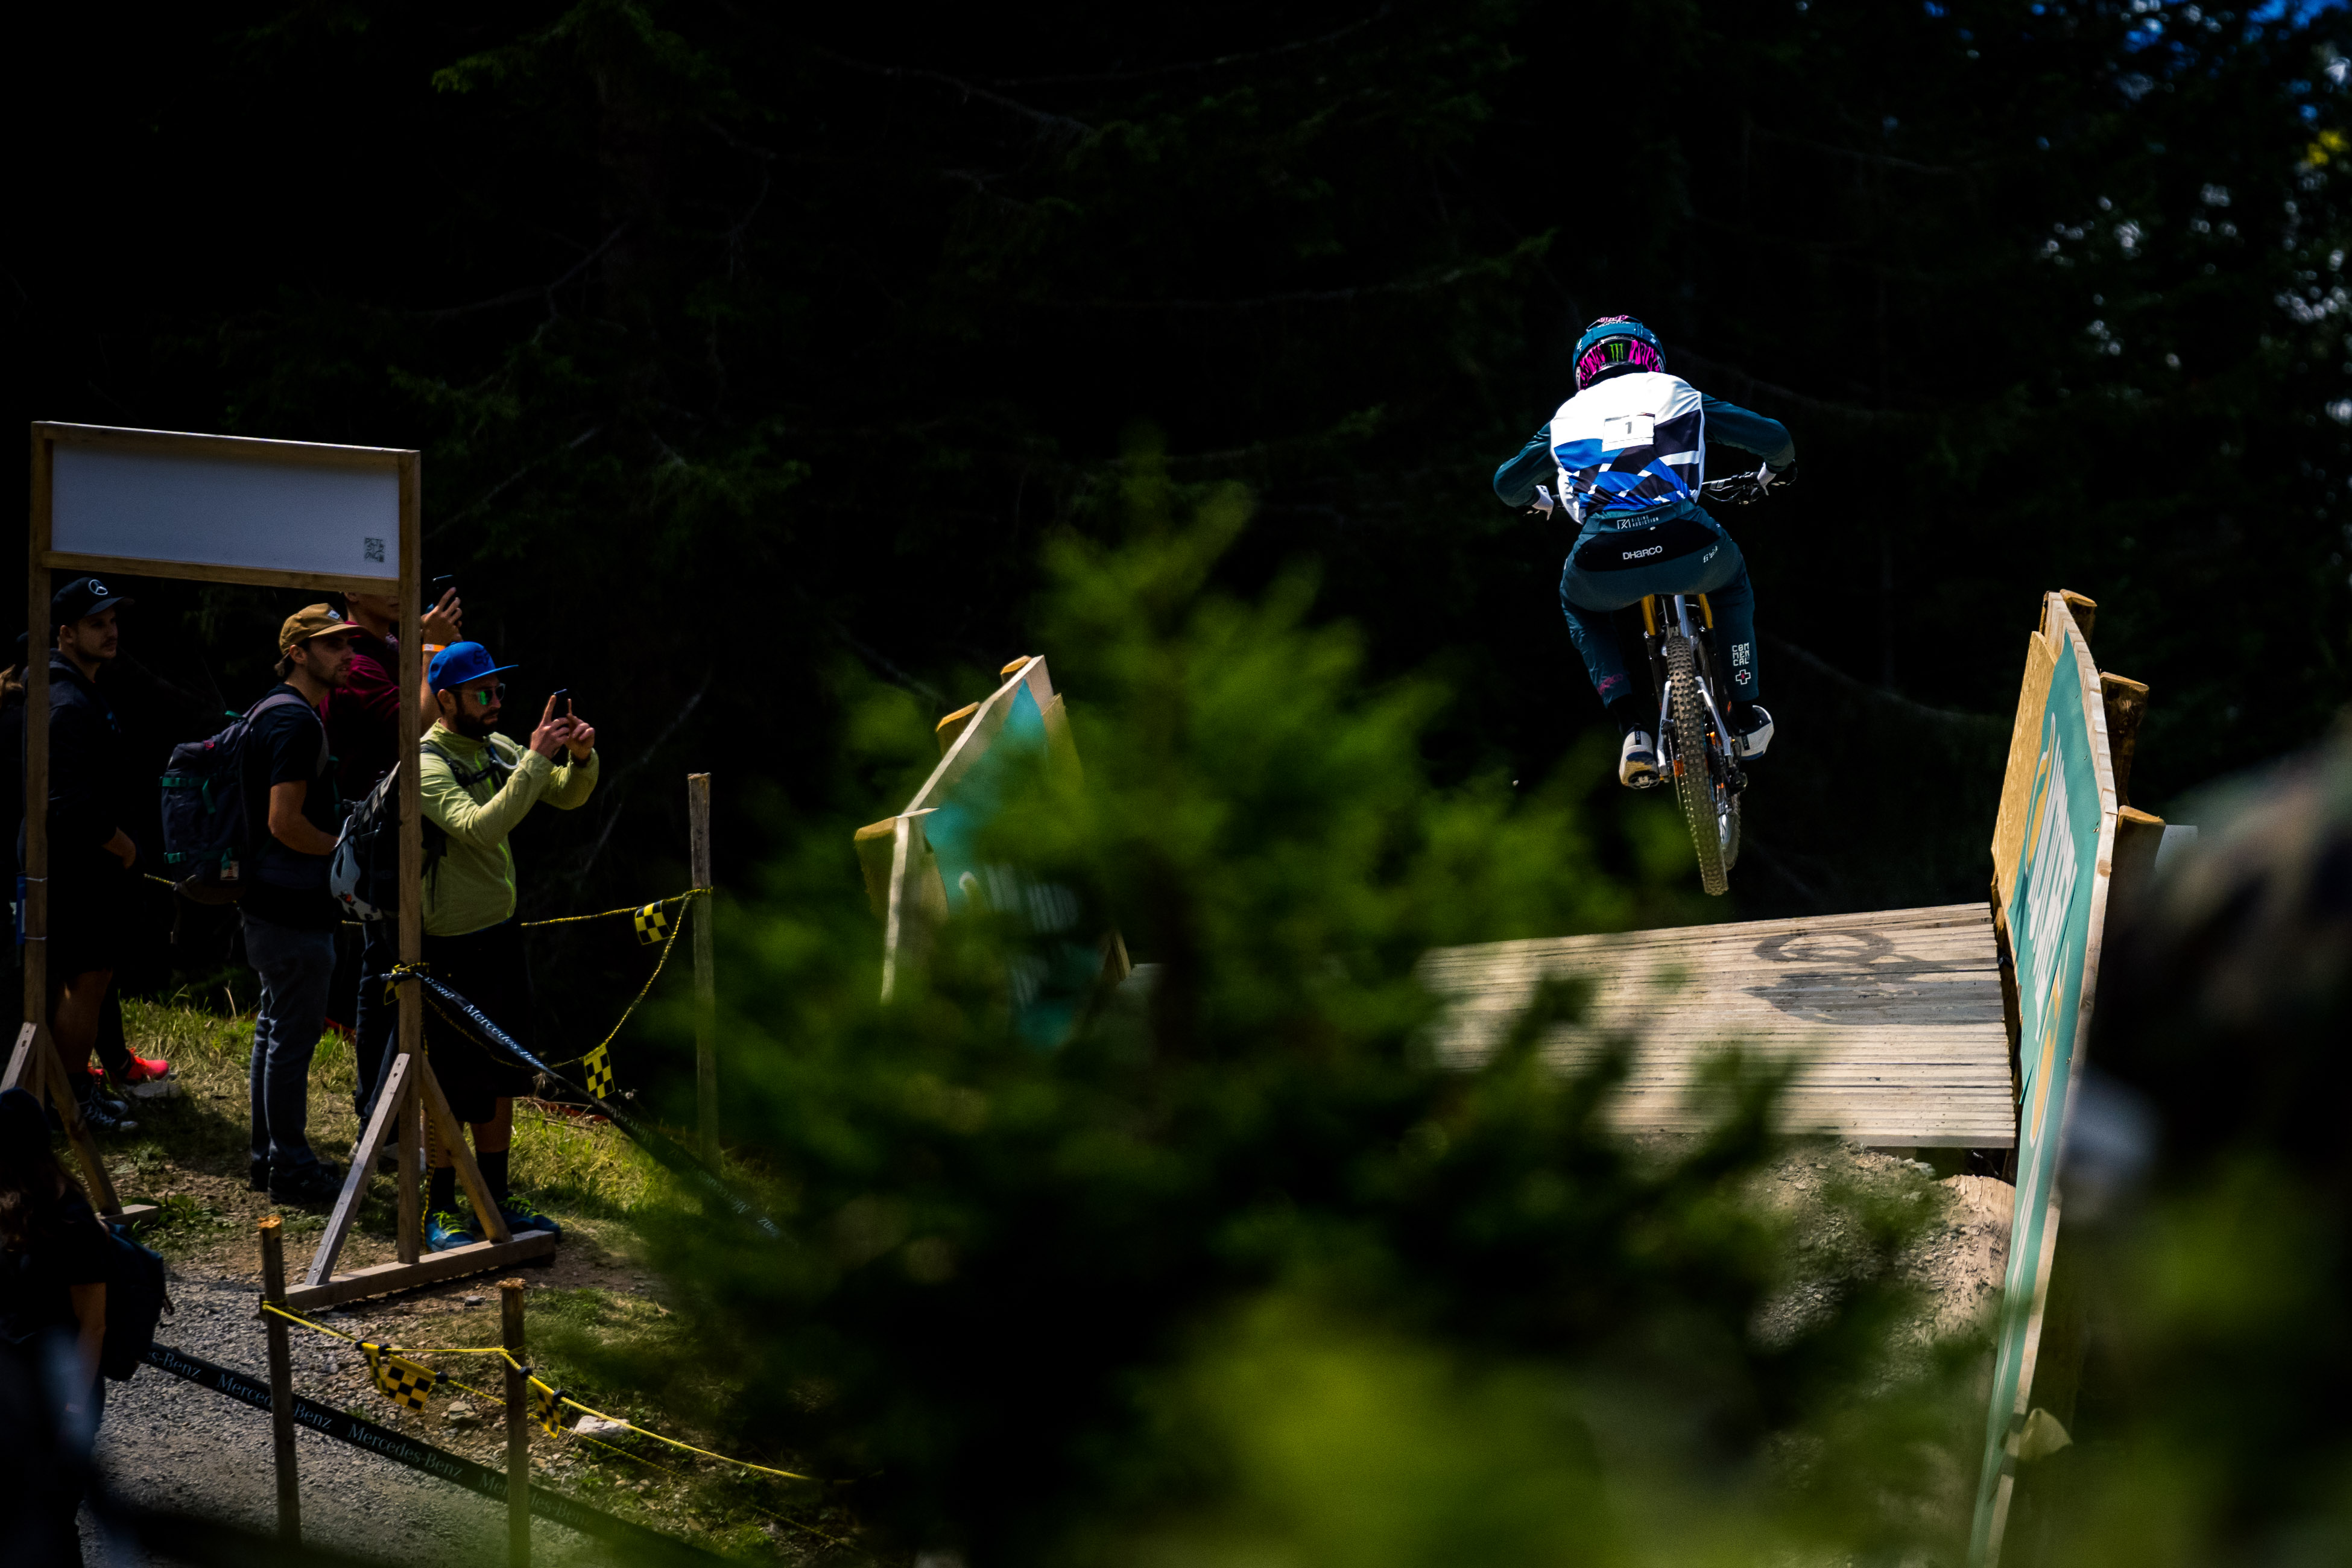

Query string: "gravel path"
[77, 1270, 653, 1567]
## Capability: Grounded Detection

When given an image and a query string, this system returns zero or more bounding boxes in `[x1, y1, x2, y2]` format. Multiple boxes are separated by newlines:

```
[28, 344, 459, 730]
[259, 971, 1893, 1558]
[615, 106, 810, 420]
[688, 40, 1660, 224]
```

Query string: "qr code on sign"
[364, 537, 386, 563]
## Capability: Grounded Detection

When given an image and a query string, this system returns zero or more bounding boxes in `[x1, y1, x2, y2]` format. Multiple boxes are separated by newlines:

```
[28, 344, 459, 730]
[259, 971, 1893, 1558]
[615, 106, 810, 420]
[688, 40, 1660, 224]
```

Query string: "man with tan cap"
[239, 604, 359, 1206]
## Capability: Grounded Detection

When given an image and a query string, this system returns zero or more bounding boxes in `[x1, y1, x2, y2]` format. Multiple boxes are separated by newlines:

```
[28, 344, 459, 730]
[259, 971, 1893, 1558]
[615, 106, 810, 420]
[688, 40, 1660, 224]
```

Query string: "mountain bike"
[1633, 464, 1782, 897]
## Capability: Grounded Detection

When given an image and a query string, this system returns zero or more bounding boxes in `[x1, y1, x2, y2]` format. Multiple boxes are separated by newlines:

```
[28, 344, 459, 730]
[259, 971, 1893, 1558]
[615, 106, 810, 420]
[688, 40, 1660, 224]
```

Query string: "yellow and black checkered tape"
[631, 900, 671, 946]
[531, 1376, 568, 1435]
[363, 1342, 438, 1412]
[583, 1044, 614, 1099]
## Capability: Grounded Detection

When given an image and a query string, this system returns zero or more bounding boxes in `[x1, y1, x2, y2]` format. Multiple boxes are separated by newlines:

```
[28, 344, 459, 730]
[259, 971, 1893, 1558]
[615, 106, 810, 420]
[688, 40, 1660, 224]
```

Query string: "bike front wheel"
[1663, 634, 1733, 896]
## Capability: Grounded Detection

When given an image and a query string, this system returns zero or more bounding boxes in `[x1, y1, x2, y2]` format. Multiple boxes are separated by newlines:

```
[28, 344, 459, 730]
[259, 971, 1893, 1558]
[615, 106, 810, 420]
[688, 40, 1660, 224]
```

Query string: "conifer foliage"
[639, 468, 1952, 1564]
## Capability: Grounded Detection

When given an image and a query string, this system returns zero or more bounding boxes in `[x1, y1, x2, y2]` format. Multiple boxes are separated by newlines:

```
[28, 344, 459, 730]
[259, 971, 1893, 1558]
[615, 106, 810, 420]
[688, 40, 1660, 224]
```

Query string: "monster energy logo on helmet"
[1573, 315, 1667, 390]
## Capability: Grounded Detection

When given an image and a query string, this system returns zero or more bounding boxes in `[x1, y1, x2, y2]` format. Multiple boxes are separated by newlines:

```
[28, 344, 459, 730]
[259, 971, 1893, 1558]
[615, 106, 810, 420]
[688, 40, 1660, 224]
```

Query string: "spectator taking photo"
[416, 641, 598, 1251]
[242, 605, 359, 1207]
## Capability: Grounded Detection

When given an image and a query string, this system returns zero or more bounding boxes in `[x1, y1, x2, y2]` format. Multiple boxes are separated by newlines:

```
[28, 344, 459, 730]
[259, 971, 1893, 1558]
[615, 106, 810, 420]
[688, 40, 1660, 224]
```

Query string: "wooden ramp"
[1418, 903, 2016, 1148]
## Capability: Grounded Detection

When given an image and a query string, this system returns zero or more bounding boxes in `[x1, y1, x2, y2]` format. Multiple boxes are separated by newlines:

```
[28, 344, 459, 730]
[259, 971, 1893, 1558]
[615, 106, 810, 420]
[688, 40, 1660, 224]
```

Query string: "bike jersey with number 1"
[1549, 370, 1707, 524]
[1490, 381, 1795, 522]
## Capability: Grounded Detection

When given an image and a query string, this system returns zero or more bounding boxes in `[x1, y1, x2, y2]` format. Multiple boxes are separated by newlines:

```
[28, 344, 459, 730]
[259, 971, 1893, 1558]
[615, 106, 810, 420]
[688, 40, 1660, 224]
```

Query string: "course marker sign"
[1969, 594, 2119, 1566]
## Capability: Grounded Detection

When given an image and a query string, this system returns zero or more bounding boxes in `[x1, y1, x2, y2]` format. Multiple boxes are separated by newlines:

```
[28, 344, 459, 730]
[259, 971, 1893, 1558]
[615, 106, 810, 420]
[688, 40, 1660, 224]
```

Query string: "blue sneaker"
[424, 1210, 481, 1253]
[498, 1202, 562, 1240]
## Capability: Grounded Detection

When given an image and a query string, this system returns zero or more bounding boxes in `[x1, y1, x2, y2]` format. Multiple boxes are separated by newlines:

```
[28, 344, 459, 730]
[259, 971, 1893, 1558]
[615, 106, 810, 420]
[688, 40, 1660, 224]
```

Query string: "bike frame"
[1624, 468, 1774, 893]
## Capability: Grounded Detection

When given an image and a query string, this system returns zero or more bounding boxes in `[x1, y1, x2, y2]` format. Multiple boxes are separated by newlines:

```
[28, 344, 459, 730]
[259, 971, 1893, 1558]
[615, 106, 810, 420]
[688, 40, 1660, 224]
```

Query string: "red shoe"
[118, 1053, 177, 1100]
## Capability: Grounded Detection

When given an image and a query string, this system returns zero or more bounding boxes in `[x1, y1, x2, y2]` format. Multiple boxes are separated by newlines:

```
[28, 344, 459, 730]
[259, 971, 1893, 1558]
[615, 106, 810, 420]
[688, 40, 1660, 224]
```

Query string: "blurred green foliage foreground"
[620, 464, 1979, 1566]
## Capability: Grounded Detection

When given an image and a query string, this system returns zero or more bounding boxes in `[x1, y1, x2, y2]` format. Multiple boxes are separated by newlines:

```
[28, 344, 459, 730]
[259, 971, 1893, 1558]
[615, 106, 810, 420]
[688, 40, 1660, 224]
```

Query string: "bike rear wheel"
[1663, 634, 1732, 896]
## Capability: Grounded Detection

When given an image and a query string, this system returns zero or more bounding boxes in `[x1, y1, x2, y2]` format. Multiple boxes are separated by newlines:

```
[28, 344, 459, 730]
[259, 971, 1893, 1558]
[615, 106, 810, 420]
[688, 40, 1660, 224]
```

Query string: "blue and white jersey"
[1547, 371, 1706, 525]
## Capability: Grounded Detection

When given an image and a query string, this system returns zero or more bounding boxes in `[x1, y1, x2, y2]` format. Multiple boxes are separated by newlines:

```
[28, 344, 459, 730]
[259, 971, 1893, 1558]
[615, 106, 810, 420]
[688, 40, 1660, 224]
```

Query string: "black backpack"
[158, 692, 327, 904]
[100, 1222, 169, 1382]
[329, 741, 508, 921]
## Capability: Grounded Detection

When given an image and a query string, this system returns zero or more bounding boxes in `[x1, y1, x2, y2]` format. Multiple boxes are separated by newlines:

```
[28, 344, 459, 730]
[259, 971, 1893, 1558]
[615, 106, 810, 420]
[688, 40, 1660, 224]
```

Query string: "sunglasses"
[463, 684, 507, 708]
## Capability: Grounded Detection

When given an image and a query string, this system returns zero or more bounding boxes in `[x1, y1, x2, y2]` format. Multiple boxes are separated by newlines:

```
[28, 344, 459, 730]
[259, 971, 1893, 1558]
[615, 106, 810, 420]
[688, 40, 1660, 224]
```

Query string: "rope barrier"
[530, 1380, 815, 1481]
[141, 1341, 727, 1563]
[519, 888, 710, 930]
[560, 1426, 852, 1548]
[549, 887, 698, 1072]
[386, 967, 780, 1239]
[262, 1300, 817, 1482]
[145, 874, 704, 1098]
[261, 1303, 504, 1356]
[374, 882, 701, 1087]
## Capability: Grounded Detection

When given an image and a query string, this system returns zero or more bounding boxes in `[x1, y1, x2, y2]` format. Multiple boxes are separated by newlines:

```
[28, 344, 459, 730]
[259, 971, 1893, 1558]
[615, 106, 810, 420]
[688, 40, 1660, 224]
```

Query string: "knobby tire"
[1664, 635, 1732, 896]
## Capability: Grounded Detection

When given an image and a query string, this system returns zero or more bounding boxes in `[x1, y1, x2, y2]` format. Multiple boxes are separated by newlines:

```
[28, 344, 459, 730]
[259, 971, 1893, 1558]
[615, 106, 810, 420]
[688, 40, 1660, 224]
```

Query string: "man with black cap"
[241, 604, 360, 1206]
[23, 577, 146, 1136]
[414, 640, 598, 1250]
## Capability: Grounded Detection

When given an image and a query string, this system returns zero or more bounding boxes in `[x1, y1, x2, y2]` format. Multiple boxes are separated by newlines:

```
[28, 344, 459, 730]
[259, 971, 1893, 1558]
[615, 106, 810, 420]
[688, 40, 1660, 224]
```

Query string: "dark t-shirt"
[242, 684, 338, 931]
[27, 656, 134, 877]
[0, 1187, 109, 1347]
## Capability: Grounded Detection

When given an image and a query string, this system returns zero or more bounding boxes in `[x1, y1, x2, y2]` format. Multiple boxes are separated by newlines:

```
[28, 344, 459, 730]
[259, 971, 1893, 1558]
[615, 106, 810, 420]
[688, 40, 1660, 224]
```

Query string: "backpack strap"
[245, 691, 330, 779]
[421, 739, 514, 792]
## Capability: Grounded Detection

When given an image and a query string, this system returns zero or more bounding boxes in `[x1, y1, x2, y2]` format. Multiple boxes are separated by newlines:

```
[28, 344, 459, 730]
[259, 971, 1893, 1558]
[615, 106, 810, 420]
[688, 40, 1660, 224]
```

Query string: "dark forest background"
[7, 0, 2351, 1034]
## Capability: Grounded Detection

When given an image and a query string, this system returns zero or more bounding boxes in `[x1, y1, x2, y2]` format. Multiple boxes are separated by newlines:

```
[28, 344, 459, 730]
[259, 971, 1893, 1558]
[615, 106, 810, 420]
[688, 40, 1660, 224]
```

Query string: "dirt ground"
[1749, 1140, 2012, 1348]
[71, 1002, 836, 1564]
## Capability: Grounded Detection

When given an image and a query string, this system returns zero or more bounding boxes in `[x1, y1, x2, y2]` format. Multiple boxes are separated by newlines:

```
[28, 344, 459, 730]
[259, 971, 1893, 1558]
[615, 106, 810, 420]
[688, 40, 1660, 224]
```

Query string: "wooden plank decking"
[1418, 903, 2016, 1148]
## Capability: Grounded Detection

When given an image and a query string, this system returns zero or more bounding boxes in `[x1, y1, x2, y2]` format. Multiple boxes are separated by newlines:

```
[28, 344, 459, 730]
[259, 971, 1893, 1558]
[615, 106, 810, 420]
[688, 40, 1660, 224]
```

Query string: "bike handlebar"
[1699, 464, 1778, 505]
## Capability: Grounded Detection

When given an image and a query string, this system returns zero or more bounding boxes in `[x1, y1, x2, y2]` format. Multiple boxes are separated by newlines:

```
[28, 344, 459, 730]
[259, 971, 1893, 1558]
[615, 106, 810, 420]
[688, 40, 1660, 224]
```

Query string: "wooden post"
[2099, 674, 2150, 808]
[689, 773, 718, 1165]
[304, 1052, 413, 1288]
[259, 1216, 301, 1545]
[2060, 588, 2097, 645]
[502, 1277, 530, 1567]
[397, 452, 425, 1265]
[24, 429, 49, 1056]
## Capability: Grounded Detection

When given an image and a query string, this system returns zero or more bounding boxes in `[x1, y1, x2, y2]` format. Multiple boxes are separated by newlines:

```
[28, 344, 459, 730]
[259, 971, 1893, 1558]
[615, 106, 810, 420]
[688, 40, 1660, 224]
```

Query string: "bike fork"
[1668, 596, 1732, 742]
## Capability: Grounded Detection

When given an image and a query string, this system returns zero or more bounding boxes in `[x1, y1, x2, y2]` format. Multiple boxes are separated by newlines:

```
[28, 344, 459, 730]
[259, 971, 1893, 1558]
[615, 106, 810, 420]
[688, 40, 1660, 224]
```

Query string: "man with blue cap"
[413, 641, 600, 1250]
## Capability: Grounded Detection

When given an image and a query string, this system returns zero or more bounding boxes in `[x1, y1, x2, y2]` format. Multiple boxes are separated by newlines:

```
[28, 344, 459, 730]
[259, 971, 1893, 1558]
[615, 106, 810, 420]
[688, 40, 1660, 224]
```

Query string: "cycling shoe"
[1619, 730, 1660, 789]
[1733, 705, 1775, 760]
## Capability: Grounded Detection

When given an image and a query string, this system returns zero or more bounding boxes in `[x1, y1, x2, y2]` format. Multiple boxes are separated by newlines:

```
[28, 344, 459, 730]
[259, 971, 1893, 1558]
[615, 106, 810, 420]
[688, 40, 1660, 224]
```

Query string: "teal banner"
[921, 681, 1104, 1046]
[1969, 634, 2107, 1564]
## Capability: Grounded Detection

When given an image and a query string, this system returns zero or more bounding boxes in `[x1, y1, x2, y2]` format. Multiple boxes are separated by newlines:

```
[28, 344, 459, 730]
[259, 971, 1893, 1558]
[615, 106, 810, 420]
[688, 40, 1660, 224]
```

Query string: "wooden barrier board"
[1418, 902, 2015, 1148]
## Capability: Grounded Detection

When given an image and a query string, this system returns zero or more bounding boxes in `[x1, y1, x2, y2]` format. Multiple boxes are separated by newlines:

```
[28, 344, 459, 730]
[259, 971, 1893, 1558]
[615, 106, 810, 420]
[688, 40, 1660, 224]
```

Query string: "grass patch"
[511, 1107, 659, 1219]
[100, 997, 839, 1557]
[113, 1006, 654, 1222]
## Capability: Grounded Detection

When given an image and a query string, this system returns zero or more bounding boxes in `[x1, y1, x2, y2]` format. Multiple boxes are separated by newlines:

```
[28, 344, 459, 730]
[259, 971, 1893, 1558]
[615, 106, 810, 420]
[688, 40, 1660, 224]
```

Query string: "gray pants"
[244, 912, 337, 1176]
[353, 917, 399, 1124]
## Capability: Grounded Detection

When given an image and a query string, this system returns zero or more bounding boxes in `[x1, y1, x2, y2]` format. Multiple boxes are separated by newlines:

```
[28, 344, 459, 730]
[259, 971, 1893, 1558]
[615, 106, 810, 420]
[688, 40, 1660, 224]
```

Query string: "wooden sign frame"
[11, 422, 552, 1303]
[1968, 590, 2164, 1566]
[854, 655, 1129, 1019]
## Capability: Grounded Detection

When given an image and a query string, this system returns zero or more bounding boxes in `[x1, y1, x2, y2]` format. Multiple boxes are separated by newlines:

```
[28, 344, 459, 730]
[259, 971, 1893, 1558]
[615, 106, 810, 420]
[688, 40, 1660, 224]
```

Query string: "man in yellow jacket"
[416, 640, 599, 1251]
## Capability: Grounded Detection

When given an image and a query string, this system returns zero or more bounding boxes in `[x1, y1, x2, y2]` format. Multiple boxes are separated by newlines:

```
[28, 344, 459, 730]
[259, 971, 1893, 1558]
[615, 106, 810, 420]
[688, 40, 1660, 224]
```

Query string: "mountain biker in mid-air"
[1492, 315, 1797, 788]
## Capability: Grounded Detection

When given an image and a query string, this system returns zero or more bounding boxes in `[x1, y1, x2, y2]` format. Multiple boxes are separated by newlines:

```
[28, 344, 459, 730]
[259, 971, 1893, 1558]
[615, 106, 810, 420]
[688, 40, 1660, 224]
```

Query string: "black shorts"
[46, 862, 131, 981]
[420, 921, 537, 1125]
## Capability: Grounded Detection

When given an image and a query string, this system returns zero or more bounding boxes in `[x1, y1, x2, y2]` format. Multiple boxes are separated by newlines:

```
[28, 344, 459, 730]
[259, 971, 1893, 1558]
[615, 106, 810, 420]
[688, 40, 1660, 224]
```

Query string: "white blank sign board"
[51, 443, 400, 581]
